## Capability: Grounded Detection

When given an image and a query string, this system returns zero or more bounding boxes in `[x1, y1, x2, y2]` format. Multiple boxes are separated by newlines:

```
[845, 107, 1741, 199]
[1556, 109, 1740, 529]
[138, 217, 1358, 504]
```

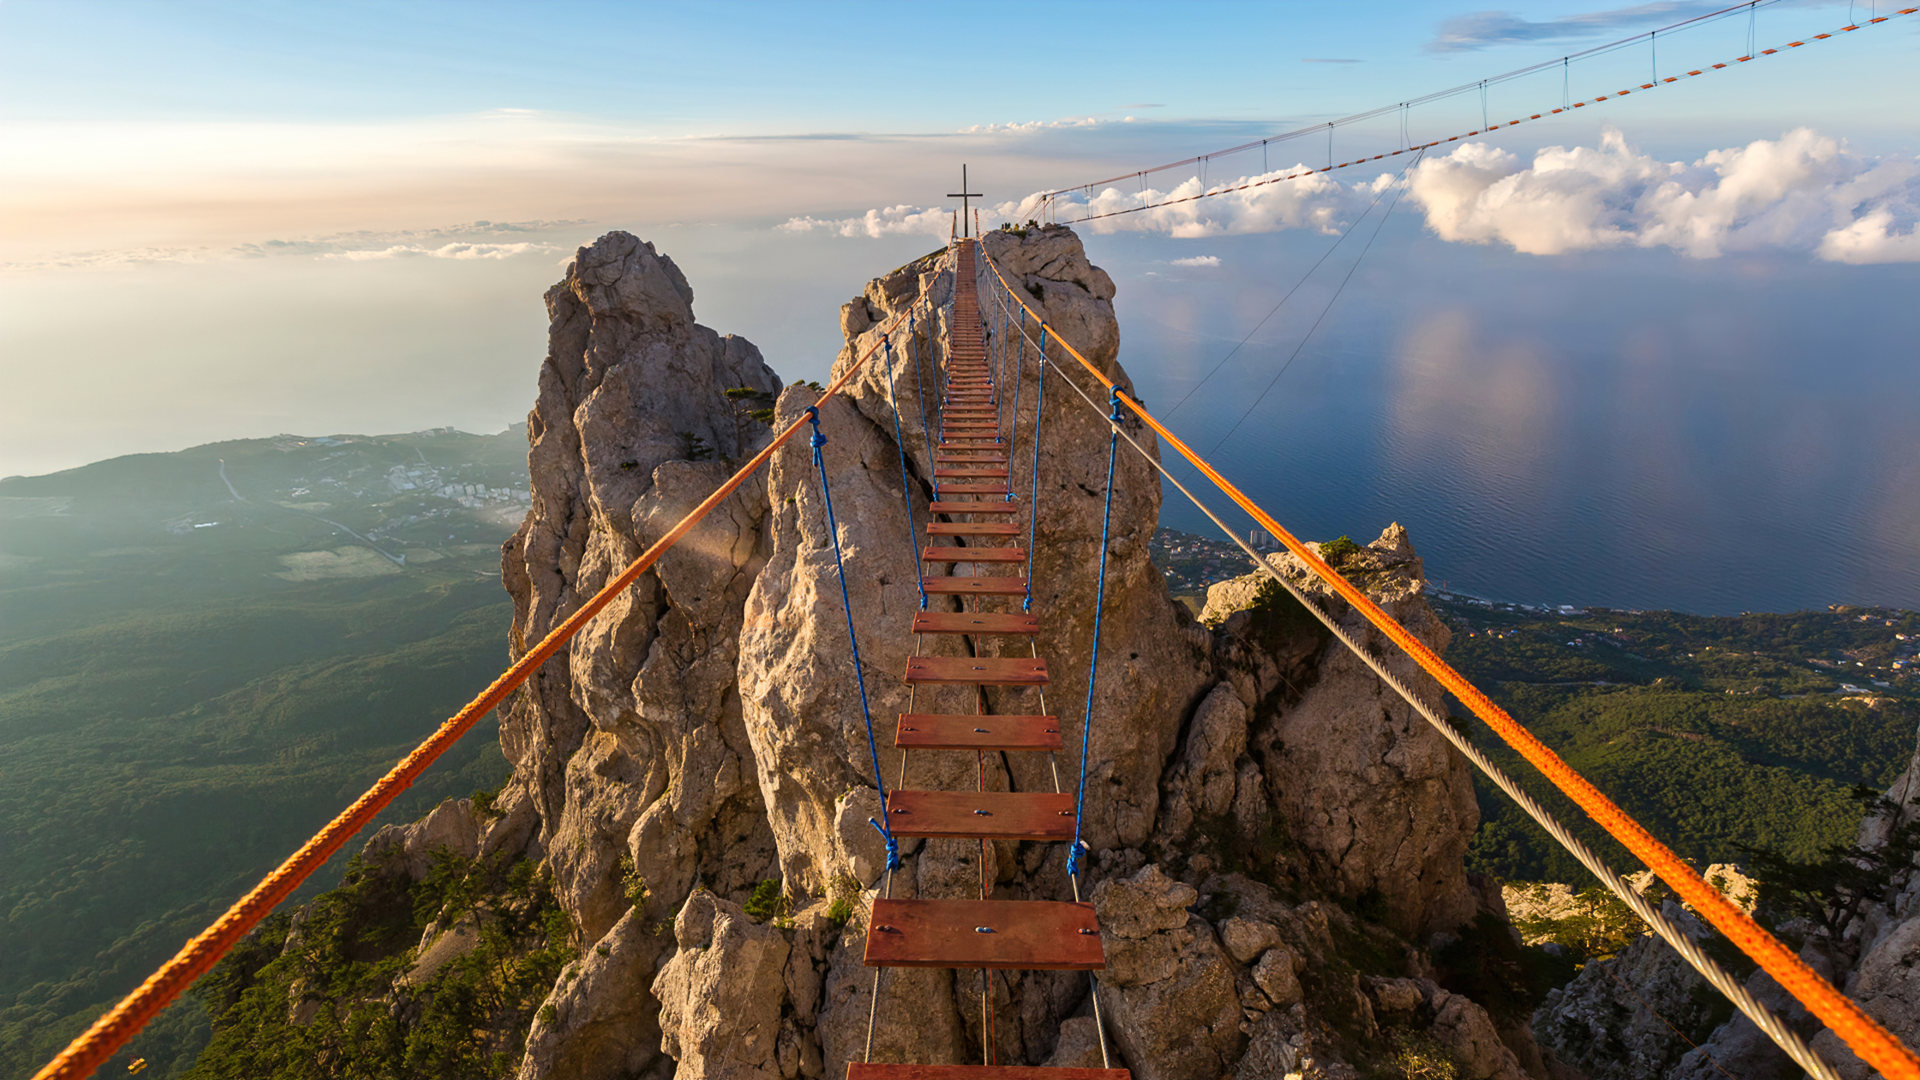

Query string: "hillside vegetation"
[1436, 595, 1920, 884]
[0, 430, 527, 1079]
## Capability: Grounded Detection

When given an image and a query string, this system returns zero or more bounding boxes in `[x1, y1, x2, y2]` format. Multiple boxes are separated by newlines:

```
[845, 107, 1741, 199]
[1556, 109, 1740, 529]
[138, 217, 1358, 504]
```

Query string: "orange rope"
[1055, 8, 1917, 226]
[32, 275, 935, 1080]
[973, 239, 1920, 1080]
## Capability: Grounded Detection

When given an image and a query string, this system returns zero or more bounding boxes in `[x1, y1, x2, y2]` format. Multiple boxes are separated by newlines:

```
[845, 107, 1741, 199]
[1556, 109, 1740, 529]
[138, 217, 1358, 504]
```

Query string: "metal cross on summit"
[947, 164, 981, 238]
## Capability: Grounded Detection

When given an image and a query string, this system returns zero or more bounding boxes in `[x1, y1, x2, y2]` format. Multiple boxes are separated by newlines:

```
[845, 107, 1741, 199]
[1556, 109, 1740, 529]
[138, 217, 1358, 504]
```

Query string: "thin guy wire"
[1162, 170, 1402, 420]
[1211, 149, 1421, 453]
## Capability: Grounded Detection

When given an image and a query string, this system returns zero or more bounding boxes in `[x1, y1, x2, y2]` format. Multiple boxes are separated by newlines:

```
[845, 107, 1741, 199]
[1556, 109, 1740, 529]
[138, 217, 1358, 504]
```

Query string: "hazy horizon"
[5, 0, 1917, 609]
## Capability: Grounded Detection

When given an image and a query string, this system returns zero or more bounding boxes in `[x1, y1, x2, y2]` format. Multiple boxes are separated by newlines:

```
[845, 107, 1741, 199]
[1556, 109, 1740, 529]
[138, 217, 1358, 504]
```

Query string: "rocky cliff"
[1530, 740, 1920, 1080]
[324, 227, 1550, 1080]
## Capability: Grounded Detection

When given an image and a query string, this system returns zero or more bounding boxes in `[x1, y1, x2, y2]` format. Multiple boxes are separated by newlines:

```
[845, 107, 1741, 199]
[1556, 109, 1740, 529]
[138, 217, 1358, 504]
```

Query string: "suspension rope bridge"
[34, 13, 1920, 1078]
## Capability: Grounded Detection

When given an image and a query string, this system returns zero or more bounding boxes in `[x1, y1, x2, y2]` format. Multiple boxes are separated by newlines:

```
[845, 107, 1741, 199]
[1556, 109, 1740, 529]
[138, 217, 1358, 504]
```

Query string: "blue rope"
[879, 336, 928, 610]
[1067, 388, 1126, 880]
[909, 313, 936, 502]
[991, 291, 1005, 443]
[1021, 327, 1049, 612]
[1005, 307, 1026, 494]
[805, 405, 901, 873]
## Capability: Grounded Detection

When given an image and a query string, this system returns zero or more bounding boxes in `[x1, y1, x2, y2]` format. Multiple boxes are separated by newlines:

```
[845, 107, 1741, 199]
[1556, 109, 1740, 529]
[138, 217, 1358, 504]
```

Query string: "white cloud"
[7, 220, 575, 272]
[777, 204, 955, 239]
[326, 241, 554, 261]
[1406, 127, 1920, 262]
[1169, 255, 1221, 267]
[960, 116, 1102, 135]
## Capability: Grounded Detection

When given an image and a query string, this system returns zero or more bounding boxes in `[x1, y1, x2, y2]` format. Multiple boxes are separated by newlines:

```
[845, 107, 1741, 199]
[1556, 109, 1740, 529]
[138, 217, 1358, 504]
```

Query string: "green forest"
[1437, 597, 1920, 885]
[0, 431, 525, 1079]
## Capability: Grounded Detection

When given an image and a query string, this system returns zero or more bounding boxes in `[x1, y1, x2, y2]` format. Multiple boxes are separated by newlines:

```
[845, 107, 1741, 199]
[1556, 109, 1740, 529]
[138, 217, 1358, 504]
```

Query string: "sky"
[2, 0, 1917, 481]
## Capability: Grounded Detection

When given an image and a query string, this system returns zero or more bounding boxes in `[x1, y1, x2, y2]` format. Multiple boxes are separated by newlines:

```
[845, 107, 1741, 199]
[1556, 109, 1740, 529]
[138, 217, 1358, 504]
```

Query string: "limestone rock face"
[1201, 526, 1478, 938]
[736, 387, 929, 897]
[1535, 903, 1726, 1080]
[518, 912, 670, 1080]
[654, 891, 793, 1080]
[499, 231, 783, 1077]
[1093, 865, 1245, 1080]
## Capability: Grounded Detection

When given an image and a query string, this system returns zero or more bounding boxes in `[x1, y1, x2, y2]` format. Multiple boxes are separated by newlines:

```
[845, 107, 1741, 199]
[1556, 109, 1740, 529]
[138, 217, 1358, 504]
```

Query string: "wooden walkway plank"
[921, 545, 1025, 562]
[848, 1065, 1128, 1080]
[896, 712, 1060, 750]
[939, 486, 1013, 497]
[864, 898, 1104, 970]
[923, 576, 1027, 597]
[884, 789, 1075, 840]
[910, 610, 1039, 634]
[904, 655, 1047, 685]
[928, 501, 1019, 515]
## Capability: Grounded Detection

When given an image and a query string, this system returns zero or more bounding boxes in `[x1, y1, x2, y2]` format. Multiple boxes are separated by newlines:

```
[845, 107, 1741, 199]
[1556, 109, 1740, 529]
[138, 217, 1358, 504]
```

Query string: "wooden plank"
[863, 898, 1104, 970]
[904, 655, 1047, 685]
[910, 610, 1039, 634]
[928, 501, 1019, 515]
[896, 712, 1060, 750]
[921, 545, 1023, 563]
[884, 789, 1075, 840]
[924, 576, 1027, 597]
[940, 482, 1013, 494]
[849, 1064, 1128, 1080]
[933, 467, 1005, 478]
[934, 453, 1008, 463]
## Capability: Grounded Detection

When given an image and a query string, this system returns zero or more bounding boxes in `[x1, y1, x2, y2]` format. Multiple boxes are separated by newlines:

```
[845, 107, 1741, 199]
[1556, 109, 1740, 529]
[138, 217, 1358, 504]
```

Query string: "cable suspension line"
[1041, 5, 1915, 226]
[1209, 149, 1422, 454]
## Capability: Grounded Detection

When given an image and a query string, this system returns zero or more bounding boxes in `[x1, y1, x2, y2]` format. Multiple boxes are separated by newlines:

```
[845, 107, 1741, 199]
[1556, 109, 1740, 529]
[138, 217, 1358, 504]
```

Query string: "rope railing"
[973, 238, 1919, 1080]
[992, 276, 1840, 1080]
[32, 264, 942, 1080]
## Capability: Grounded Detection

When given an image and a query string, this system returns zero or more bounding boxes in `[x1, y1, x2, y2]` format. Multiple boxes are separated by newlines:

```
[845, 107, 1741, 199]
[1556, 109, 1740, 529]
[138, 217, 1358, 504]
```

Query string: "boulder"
[654, 890, 793, 1080]
[1093, 864, 1245, 1080]
[517, 911, 670, 1080]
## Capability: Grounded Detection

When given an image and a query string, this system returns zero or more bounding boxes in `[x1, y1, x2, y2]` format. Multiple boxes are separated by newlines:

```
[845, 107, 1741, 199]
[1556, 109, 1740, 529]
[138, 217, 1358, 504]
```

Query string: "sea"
[1082, 224, 1920, 615]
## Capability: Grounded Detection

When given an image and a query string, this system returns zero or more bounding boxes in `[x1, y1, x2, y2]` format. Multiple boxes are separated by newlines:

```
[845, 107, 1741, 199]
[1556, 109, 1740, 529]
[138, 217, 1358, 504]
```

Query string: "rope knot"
[805, 405, 827, 449]
[1108, 388, 1126, 425]
[867, 818, 902, 871]
[1066, 839, 1090, 878]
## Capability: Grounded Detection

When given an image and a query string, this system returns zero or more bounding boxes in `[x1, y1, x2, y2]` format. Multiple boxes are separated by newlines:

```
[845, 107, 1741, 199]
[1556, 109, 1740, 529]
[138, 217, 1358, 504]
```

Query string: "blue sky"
[1, 0, 1916, 479]
[6, 0, 1916, 135]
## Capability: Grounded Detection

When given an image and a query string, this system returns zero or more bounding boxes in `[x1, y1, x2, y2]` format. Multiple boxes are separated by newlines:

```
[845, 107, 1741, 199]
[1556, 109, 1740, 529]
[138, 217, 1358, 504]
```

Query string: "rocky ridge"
[336, 227, 1551, 1080]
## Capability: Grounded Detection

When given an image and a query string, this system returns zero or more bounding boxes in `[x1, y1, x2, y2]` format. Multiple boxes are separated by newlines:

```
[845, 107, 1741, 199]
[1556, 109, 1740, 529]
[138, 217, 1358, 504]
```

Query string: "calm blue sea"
[1084, 224, 1920, 615]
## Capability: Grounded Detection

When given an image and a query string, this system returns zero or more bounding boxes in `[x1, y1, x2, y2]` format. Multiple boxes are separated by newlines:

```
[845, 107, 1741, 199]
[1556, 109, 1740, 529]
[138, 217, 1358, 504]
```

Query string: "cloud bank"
[18, 221, 576, 272]
[1407, 128, 1920, 262]
[784, 129, 1920, 264]
[1170, 255, 1222, 267]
